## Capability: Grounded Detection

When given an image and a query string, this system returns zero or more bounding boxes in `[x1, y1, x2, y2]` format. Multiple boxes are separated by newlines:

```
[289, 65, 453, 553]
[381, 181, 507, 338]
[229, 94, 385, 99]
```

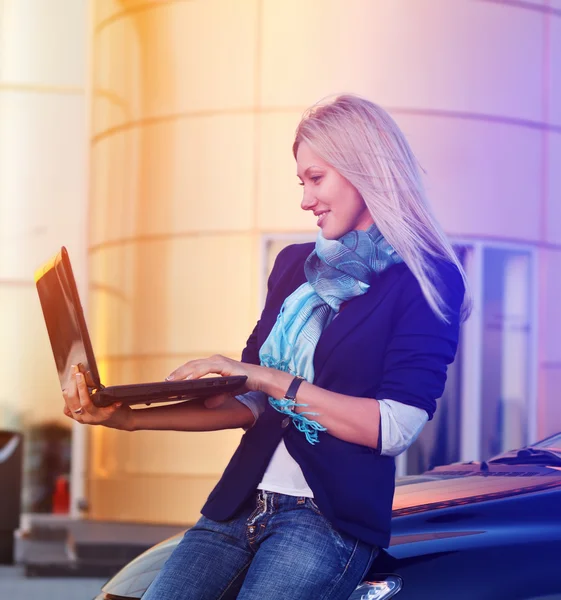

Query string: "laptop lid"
[35, 247, 102, 393]
[36, 247, 248, 406]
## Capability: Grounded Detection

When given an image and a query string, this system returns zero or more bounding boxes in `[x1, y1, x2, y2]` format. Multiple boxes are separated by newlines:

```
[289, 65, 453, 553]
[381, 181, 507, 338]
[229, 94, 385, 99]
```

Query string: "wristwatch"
[282, 376, 305, 412]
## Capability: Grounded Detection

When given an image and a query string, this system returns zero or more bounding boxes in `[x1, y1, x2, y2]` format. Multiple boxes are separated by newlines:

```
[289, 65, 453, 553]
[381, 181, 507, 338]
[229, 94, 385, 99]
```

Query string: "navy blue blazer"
[202, 242, 464, 548]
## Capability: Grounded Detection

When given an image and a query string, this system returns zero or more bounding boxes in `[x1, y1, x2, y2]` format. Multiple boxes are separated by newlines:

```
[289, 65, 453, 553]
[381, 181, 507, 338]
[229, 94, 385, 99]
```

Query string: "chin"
[321, 226, 351, 240]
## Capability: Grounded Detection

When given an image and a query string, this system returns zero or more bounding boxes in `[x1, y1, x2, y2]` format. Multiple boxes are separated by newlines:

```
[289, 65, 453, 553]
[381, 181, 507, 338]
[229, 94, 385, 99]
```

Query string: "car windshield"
[531, 431, 561, 452]
[489, 447, 561, 466]
[488, 431, 561, 464]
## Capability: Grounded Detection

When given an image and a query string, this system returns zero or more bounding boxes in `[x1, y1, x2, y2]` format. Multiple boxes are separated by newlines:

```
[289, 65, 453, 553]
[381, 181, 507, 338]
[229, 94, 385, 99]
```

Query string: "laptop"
[35, 246, 247, 407]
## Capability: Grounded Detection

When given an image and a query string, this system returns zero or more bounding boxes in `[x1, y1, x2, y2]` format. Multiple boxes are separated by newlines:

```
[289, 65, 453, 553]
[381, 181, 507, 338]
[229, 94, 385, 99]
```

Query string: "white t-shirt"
[236, 391, 427, 497]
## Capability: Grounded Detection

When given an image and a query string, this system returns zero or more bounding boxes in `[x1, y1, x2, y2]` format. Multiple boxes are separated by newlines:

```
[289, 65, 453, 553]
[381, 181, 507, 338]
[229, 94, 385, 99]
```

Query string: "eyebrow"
[296, 165, 322, 179]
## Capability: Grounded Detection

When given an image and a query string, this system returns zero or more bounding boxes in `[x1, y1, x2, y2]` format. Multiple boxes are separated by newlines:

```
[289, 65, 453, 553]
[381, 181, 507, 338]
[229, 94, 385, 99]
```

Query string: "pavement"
[15, 513, 186, 581]
[0, 565, 107, 600]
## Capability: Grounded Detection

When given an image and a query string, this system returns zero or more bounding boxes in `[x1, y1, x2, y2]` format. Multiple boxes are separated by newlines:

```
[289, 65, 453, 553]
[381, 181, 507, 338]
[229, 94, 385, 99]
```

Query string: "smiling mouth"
[315, 211, 329, 226]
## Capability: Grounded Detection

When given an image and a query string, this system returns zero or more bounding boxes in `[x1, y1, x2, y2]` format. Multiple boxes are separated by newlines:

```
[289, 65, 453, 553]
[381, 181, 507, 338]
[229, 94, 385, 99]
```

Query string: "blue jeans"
[143, 490, 378, 600]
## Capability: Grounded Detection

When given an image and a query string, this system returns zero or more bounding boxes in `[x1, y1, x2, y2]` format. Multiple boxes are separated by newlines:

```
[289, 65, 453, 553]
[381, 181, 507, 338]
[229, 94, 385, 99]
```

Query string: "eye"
[297, 175, 322, 186]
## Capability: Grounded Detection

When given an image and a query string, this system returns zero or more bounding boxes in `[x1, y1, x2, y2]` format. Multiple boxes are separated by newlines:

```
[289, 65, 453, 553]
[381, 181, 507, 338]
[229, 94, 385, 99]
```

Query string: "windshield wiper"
[489, 447, 561, 466]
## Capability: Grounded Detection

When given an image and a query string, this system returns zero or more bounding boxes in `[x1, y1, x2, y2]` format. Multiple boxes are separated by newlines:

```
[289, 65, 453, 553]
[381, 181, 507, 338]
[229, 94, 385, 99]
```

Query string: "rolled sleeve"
[235, 391, 268, 425]
[378, 399, 428, 457]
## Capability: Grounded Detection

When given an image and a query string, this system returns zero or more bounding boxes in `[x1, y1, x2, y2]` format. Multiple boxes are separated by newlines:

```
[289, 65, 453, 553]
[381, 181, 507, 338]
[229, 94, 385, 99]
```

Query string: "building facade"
[1, 0, 560, 524]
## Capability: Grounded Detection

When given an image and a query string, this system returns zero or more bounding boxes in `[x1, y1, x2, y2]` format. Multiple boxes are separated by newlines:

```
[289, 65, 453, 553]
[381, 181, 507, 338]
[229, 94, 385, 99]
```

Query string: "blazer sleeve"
[241, 322, 261, 366]
[375, 262, 465, 420]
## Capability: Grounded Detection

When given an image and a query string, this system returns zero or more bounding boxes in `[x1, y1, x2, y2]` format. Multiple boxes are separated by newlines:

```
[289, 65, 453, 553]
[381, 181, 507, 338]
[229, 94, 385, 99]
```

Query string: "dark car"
[94, 432, 561, 600]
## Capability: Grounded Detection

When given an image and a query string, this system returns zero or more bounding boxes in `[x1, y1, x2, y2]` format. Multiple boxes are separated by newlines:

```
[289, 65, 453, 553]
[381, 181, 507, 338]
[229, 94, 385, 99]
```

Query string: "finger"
[76, 371, 116, 422]
[75, 371, 91, 413]
[62, 393, 84, 422]
[62, 372, 82, 415]
[166, 359, 199, 381]
[204, 393, 229, 409]
[62, 405, 83, 424]
[84, 370, 96, 388]
[166, 355, 228, 381]
[76, 372, 100, 416]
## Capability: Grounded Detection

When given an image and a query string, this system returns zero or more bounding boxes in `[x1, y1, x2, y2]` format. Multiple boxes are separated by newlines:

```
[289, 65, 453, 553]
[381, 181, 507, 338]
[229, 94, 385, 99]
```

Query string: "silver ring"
[73, 407, 84, 415]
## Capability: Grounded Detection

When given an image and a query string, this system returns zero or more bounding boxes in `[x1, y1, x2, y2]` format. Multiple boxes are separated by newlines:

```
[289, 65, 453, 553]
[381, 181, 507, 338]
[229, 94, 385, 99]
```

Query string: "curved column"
[89, 0, 260, 523]
[0, 0, 87, 512]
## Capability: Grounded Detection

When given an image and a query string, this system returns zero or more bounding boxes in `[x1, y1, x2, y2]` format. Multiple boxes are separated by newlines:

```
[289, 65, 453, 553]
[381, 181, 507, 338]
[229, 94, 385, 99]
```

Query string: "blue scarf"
[259, 224, 403, 444]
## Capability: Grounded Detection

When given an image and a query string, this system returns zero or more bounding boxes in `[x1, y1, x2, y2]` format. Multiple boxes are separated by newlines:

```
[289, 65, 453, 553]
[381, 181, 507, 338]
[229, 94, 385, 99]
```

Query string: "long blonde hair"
[293, 94, 471, 323]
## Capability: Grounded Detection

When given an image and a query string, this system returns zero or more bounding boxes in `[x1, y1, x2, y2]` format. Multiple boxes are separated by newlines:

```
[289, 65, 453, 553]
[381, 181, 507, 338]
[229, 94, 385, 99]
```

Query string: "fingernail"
[71, 364, 78, 374]
[165, 374, 174, 381]
[76, 372, 83, 381]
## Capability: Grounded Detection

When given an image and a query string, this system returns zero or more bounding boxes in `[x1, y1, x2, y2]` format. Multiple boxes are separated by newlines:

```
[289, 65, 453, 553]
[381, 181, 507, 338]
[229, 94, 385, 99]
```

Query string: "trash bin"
[24, 423, 70, 513]
[0, 430, 23, 564]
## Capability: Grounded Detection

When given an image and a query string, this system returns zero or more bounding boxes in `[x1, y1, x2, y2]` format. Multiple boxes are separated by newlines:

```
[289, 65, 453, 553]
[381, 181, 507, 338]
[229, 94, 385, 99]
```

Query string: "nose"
[300, 187, 318, 211]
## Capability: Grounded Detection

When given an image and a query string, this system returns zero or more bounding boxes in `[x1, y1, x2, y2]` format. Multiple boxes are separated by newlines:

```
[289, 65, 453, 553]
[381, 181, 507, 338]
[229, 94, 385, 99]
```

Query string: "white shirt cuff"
[378, 399, 428, 457]
[235, 391, 268, 424]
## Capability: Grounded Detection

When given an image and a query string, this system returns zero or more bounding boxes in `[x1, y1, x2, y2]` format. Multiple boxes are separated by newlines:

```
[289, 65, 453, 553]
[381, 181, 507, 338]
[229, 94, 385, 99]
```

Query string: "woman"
[63, 94, 470, 599]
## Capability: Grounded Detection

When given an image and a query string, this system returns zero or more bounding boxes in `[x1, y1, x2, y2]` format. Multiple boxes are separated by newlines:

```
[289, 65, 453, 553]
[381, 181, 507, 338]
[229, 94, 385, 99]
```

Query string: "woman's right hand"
[62, 365, 134, 431]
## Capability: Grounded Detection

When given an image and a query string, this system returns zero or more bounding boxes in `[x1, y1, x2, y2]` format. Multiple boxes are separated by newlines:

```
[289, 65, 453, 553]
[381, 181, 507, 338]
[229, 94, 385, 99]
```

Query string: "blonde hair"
[293, 94, 471, 323]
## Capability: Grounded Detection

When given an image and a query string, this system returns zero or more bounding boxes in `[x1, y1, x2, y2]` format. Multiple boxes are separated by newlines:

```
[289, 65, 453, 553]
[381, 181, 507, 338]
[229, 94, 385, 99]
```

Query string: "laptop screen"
[35, 248, 101, 392]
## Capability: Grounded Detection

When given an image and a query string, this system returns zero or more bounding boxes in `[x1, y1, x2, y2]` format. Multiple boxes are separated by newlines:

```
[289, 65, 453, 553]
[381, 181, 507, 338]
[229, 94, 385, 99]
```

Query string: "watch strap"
[282, 376, 305, 411]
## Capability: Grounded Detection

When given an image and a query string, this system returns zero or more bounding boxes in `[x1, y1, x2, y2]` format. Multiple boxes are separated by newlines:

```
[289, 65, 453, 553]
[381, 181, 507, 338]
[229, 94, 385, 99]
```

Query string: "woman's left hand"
[166, 354, 265, 393]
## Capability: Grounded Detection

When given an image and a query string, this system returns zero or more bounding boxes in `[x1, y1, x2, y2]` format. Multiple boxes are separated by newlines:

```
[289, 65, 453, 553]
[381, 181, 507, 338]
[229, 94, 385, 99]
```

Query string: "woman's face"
[296, 142, 373, 240]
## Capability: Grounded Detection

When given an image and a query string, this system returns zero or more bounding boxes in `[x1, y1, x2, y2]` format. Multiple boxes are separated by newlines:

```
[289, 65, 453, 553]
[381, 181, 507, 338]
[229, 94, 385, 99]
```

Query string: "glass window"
[479, 247, 533, 460]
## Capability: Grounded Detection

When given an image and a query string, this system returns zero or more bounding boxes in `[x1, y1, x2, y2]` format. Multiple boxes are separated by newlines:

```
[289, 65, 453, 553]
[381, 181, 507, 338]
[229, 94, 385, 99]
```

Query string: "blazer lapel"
[312, 263, 408, 378]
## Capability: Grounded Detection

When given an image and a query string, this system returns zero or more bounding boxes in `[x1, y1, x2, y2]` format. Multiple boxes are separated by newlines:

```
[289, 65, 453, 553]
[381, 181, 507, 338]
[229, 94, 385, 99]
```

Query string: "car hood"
[99, 533, 184, 598]
[391, 462, 561, 517]
[100, 462, 561, 598]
